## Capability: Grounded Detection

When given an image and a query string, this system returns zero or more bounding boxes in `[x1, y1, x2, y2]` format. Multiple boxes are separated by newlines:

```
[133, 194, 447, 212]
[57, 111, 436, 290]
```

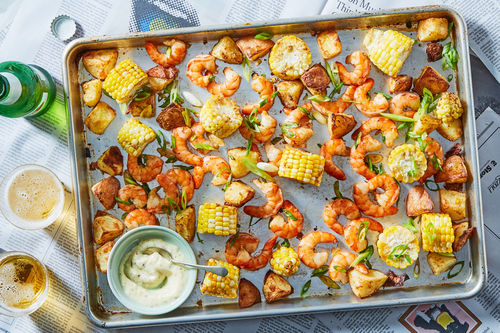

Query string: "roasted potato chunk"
[156, 103, 186, 130]
[388, 75, 413, 94]
[435, 155, 468, 183]
[96, 146, 123, 176]
[147, 65, 178, 92]
[413, 65, 450, 95]
[85, 101, 116, 135]
[300, 64, 330, 96]
[328, 113, 356, 139]
[81, 79, 102, 107]
[175, 205, 196, 243]
[348, 269, 388, 298]
[95, 241, 114, 273]
[406, 185, 434, 217]
[91, 176, 120, 210]
[128, 94, 155, 118]
[227, 147, 261, 178]
[427, 252, 457, 275]
[239, 278, 261, 308]
[224, 181, 255, 207]
[417, 18, 449, 42]
[93, 214, 124, 245]
[236, 36, 274, 61]
[453, 221, 475, 252]
[439, 189, 466, 221]
[412, 113, 441, 135]
[263, 270, 293, 303]
[210, 36, 243, 64]
[437, 117, 463, 142]
[276, 80, 304, 109]
[82, 49, 118, 80]
[316, 30, 342, 59]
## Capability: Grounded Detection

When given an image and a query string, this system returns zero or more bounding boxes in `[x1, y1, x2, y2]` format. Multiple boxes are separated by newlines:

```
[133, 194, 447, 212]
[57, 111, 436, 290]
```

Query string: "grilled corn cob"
[388, 144, 427, 183]
[421, 213, 454, 253]
[434, 92, 464, 123]
[377, 225, 420, 269]
[117, 118, 156, 157]
[197, 203, 237, 235]
[362, 29, 413, 77]
[270, 246, 300, 277]
[200, 258, 239, 298]
[200, 95, 242, 138]
[102, 59, 148, 104]
[269, 35, 312, 80]
[278, 146, 325, 186]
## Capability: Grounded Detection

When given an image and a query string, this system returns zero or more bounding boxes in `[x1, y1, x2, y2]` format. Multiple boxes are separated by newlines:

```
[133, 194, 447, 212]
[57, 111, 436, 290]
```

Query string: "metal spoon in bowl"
[143, 247, 228, 277]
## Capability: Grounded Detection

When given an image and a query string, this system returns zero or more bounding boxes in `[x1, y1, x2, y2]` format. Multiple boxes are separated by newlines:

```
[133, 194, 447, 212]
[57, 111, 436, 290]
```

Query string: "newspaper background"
[0, 0, 498, 332]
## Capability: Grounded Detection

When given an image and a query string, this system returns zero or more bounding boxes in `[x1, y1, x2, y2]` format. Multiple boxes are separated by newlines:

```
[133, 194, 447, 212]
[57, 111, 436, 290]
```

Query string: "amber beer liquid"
[0, 252, 49, 316]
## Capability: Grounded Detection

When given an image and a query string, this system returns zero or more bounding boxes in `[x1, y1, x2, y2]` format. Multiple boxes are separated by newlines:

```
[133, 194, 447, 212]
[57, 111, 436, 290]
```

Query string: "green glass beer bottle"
[0, 61, 56, 118]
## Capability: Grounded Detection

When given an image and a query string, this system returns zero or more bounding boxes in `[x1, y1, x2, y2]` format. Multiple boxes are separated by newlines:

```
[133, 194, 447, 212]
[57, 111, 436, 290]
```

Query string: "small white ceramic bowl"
[107, 226, 197, 315]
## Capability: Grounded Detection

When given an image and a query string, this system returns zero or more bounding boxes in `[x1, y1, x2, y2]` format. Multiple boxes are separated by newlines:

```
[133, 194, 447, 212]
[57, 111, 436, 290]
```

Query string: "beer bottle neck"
[0, 74, 7, 101]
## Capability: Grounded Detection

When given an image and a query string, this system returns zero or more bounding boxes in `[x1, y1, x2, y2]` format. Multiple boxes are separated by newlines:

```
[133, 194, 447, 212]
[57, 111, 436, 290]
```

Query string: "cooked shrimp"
[225, 233, 278, 271]
[311, 86, 356, 115]
[207, 67, 241, 97]
[146, 187, 165, 214]
[117, 185, 147, 212]
[269, 200, 303, 239]
[163, 168, 195, 203]
[156, 173, 180, 205]
[282, 104, 314, 148]
[323, 198, 361, 235]
[186, 54, 218, 88]
[264, 142, 282, 176]
[145, 39, 186, 67]
[123, 208, 159, 229]
[349, 134, 382, 179]
[336, 51, 370, 86]
[353, 174, 400, 217]
[354, 78, 389, 117]
[242, 74, 276, 115]
[239, 111, 277, 143]
[352, 117, 398, 147]
[320, 139, 350, 180]
[190, 122, 220, 155]
[328, 248, 368, 284]
[419, 136, 443, 183]
[172, 127, 203, 166]
[389, 92, 420, 118]
[127, 154, 163, 183]
[243, 179, 283, 218]
[344, 217, 383, 252]
[192, 156, 230, 189]
[298, 231, 337, 268]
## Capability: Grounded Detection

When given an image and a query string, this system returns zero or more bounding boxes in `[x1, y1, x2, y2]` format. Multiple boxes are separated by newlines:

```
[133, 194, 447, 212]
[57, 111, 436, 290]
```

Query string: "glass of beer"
[0, 164, 65, 229]
[0, 251, 49, 316]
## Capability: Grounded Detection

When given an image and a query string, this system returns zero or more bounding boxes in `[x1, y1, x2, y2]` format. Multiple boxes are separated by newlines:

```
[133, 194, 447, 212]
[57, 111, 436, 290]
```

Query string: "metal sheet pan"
[62, 6, 486, 328]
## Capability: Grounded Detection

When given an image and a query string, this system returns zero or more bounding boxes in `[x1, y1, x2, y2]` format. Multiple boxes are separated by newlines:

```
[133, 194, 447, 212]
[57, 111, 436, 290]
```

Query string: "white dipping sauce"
[119, 239, 186, 307]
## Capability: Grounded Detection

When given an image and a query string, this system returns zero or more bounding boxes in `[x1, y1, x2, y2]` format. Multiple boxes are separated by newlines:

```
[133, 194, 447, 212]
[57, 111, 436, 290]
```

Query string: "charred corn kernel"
[197, 203, 237, 235]
[421, 213, 454, 253]
[117, 118, 156, 157]
[200, 259, 239, 298]
[269, 35, 312, 80]
[200, 95, 242, 138]
[270, 247, 300, 277]
[377, 226, 420, 269]
[102, 59, 148, 104]
[278, 146, 325, 186]
[435, 92, 464, 123]
[388, 144, 427, 183]
[362, 29, 413, 77]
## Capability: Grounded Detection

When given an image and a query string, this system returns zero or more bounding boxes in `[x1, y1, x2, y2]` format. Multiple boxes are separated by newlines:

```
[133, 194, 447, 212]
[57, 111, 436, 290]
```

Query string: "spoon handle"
[172, 260, 229, 277]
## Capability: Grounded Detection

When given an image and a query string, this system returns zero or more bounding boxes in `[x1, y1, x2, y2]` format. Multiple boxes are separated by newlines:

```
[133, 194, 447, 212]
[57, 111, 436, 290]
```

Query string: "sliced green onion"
[425, 222, 436, 243]
[138, 154, 147, 167]
[171, 135, 176, 149]
[333, 265, 347, 273]
[301, 279, 311, 297]
[271, 137, 282, 145]
[229, 231, 240, 248]
[354, 132, 362, 149]
[246, 134, 253, 156]
[404, 254, 412, 264]
[241, 157, 274, 182]
[442, 42, 458, 71]
[115, 197, 132, 205]
[333, 181, 345, 199]
[281, 122, 298, 138]
[254, 32, 273, 40]
[283, 209, 298, 221]
[447, 261, 465, 279]
[308, 95, 331, 102]
[223, 173, 233, 192]
[270, 90, 279, 99]
[281, 238, 290, 247]
[173, 164, 194, 171]
[181, 190, 187, 210]
[167, 198, 181, 214]
[403, 217, 418, 233]
[193, 143, 215, 150]
[182, 107, 192, 127]
[432, 155, 443, 171]
[376, 92, 392, 99]
[425, 179, 440, 192]
[134, 86, 152, 101]
[121, 212, 129, 220]
[438, 252, 455, 257]
[380, 112, 415, 122]
[413, 258, 421, 279]
[259, 98, 268, 108]
[124, 177, 139, 185]
[298, 106, 314, 120]
[447, 74, 453, 82]
[311, 265, 329, 277]
[387, 244, 409, 261]
[357, 220, 369, 240]
[242, 56, 251, 82]
[196, 232, 204, 243]
[319, 276, 341, 289]
[351, 245, 374, 267]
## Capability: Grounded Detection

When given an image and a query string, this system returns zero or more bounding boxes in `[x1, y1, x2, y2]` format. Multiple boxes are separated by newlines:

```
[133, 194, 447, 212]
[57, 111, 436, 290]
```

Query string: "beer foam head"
[0, 165, 65, 230]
